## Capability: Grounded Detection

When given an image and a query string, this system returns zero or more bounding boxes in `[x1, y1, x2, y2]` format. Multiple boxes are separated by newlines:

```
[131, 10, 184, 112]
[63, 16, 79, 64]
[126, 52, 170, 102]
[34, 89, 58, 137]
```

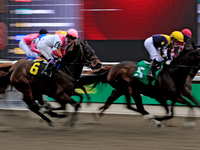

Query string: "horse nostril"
[95, 63, 102, 69]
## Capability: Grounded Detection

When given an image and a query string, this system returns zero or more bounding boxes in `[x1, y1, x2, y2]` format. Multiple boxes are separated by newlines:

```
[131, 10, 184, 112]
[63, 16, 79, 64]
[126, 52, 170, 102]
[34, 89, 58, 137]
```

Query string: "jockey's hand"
[60, 48, 66, 56]
[165, 60, 172, 65]
[52, 50, 63, 58]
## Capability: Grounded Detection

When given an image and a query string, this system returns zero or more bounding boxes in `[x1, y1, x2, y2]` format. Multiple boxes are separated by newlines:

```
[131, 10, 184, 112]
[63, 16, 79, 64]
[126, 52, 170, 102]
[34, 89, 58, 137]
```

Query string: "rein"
[63, 62, 89, 65]
[57, 69, 76, 82]
[168, 64, 200, 69]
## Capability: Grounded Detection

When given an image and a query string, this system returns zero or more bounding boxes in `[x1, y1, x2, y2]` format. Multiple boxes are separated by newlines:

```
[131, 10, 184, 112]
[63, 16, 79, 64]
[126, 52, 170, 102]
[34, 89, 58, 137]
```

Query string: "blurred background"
[0, 0, 198, 62]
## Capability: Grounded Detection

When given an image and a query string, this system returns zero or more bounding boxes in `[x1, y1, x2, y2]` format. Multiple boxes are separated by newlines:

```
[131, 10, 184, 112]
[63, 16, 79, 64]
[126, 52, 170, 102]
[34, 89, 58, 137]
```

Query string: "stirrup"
[42, 70, 52, 77]
[147, 71, 155, 79]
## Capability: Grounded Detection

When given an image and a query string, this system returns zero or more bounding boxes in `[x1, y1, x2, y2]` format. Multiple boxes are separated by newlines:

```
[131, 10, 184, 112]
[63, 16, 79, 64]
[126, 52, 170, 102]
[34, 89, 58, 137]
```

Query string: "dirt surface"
[0, 110, 199, 150]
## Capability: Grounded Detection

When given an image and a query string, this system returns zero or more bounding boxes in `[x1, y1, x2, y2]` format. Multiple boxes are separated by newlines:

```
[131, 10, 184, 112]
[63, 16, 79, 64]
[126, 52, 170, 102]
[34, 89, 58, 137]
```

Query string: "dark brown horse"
[77, 45, 200, 127]
[0, 59, 28, 94]
[0, 40, 101, 126]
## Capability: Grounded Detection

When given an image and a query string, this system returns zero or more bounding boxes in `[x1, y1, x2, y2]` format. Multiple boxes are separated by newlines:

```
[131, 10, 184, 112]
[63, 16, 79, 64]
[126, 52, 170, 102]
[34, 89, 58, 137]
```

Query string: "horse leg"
[132, 92, 164, 128]
[93, 89, 123, 121]
[154, 99, 172, 121]
[73, 91, 83, 103]
[131, 92, 151, 116]
[125, 93, 139, 112]
[59, 93, 80, 127]
[23, 94, 54, 127]
[12, 75, 54, 127]
[99, 89, 123, 114]
[175, 96, 196, 127]
[79, 86, 91, 101]
[181, 89, 199, 106]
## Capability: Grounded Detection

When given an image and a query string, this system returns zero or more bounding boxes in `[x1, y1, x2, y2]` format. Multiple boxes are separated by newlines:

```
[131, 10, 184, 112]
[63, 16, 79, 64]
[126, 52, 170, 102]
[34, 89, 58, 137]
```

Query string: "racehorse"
[0, 59, 29, 95]
[77, 44, 200, 127]
[0, 41, 97, 102]
[0, 40, 101, 126]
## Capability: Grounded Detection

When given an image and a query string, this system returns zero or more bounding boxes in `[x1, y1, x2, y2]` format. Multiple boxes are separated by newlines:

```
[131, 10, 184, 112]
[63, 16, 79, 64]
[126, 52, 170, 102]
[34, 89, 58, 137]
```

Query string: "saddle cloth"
[132, 60, 163, 86]
[28, 60, 50, 79]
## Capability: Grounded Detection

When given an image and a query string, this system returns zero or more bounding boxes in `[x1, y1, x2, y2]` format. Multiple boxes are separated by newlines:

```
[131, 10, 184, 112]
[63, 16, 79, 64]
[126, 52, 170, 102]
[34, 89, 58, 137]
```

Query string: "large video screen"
[83, 0, 197, 40]
[0, 0, 197, 61]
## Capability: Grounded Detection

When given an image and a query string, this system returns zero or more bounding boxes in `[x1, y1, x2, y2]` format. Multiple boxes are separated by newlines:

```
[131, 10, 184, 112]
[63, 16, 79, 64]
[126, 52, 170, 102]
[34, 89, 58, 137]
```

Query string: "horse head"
[171, 43, 200, 66]
[79, 39, 102, 70]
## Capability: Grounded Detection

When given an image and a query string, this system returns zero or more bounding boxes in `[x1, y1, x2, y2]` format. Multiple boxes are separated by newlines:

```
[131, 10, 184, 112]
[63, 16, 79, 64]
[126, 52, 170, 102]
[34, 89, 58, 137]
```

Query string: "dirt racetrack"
[0, 109, 199, 150]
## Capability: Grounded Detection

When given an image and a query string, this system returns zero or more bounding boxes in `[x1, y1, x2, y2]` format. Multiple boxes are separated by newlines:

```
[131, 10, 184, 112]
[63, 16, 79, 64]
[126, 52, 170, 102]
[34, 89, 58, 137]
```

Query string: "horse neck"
[169, 66, 191, 85]
[168, 52, 198, 86]
[189, 68, 199, 79]
[65, 64, 84, 80]
[62, 47, 85, 80]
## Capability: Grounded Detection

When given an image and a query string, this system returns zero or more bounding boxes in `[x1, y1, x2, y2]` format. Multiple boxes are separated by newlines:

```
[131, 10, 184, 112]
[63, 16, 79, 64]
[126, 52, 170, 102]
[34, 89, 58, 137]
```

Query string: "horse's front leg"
[154, 98, 172, 121]
[175, 95, 196, 127]
[59, 93, 80, 127]
[181, 88, 200, 106]
[131, 92, 164, 128]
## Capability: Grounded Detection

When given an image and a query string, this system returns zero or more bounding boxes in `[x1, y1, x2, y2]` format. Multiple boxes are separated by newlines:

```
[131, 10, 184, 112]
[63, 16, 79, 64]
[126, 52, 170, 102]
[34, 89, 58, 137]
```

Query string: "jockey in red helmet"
[181, 28, 192, 42]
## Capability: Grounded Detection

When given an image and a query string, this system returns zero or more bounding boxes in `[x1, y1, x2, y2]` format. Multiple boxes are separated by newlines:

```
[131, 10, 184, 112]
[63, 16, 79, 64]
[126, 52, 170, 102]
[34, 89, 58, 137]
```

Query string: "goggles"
[184, 36, 191, 41]
[174, 39, 180, 43]
[70, 36, 77, 40]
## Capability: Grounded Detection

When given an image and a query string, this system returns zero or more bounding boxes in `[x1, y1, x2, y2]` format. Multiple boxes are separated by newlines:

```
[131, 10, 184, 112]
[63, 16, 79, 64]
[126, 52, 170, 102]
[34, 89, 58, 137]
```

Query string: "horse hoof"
[69, 122, 75, 128]
[143, 114, 155, 120]
[157, 123, 164, 128]
[183, 121, 196, 127]
[48, 122, 54, 127]
[151, 119, 164, 128]
[91, 112, 101, 121]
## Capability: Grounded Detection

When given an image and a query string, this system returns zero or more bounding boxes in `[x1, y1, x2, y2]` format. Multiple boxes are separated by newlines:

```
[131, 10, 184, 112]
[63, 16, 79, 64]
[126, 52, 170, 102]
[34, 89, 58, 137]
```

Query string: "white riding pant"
[37, 38, 52, 60]
[19, 40, 39, 57]
[144, 37, 164, 62]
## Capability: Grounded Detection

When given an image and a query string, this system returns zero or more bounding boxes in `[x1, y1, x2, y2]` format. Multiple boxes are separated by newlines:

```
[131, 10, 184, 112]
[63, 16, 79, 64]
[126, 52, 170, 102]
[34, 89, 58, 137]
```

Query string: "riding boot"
[41, 59, 55, 77]
[147, 59, 160, 79]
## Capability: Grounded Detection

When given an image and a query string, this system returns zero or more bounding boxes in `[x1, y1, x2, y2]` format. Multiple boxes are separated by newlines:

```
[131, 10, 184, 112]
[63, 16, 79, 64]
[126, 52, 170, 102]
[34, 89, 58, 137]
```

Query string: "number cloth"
[132, 61, 163, 86]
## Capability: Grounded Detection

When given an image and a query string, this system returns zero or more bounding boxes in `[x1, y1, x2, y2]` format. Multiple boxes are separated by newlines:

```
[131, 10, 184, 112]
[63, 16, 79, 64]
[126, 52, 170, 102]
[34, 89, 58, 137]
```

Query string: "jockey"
[171, 28, 192, 58]
[38, 28, 79, 77]
[19, 29, 48, 59]
[34, 33, 51, 59]
[145, 31, 184, 79]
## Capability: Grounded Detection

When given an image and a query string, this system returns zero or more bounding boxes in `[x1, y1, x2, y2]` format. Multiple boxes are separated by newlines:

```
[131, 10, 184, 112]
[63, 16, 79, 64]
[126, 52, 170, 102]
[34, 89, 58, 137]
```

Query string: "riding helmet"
[39, 28, 48, 34]
[181, 29, 192, 38]
[67, 28, 78, 38]
[170, 31, 184, 42]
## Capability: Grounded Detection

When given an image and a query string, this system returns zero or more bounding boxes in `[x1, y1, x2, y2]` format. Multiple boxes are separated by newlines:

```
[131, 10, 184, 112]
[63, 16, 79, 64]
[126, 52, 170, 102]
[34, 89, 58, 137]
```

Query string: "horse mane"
[171, 44, 195, 65]
[62, 42, 81, 62]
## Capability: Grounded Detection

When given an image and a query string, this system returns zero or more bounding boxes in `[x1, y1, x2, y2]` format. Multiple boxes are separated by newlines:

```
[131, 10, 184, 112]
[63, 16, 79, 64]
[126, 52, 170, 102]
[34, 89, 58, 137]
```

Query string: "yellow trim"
[161, 34, 171, 45]
[14, 48, 25, 54]
[33, 59, 47, 62]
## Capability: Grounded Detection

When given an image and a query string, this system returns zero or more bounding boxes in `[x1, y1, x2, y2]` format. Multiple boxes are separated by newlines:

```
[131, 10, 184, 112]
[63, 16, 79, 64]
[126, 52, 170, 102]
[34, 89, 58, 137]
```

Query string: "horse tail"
[0, 65, 12, 72]
[78, 69, 110, 88]
[0, 70, 14, 89]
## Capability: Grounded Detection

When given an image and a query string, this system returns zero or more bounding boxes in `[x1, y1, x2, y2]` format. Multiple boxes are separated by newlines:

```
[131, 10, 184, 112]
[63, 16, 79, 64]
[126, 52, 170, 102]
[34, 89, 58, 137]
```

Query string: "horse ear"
[192, 42, 197, 50]
[84, 40, 88, 45]
[78, 37, 81, 43]
[80, 39, 84, 46]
